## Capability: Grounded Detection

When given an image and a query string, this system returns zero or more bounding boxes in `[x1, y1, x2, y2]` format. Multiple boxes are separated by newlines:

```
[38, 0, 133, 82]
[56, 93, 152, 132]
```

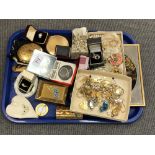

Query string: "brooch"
[108, 53, 123, 66]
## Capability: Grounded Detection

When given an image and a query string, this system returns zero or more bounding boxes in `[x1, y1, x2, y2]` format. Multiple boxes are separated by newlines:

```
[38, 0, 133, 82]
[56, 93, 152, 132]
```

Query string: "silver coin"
[58, 65, 73, 80]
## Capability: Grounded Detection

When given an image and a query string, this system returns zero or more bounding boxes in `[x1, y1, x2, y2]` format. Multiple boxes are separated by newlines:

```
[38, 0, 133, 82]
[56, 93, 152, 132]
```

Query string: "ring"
[14, 72, 38, 98]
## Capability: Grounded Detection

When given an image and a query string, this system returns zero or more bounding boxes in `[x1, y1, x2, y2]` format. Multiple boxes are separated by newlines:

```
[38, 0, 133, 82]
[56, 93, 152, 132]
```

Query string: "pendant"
[113, 87, 124, 97]
[114, 98, 123, 104]
[88, 99, 97, 110]
[99, 100, 109, 112]
[79, 102, 88, 110]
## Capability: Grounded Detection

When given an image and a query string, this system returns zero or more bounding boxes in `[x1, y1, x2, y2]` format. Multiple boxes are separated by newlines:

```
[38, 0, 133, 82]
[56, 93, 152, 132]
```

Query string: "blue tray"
[1, 29, 143, 124]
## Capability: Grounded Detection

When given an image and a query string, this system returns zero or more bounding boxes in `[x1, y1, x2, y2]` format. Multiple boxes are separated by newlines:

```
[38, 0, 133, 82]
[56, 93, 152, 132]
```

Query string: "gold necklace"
[78, 75, 125, 117]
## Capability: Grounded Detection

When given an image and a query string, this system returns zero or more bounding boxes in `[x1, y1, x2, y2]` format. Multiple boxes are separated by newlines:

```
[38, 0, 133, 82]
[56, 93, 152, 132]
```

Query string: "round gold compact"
[46, 35, 69, 55]
[17, 43, 42, 64]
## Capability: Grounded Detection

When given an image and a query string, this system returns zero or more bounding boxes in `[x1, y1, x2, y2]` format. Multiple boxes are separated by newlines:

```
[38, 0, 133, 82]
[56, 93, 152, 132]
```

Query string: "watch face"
[58, 65, 73, 80]
[125, 54, 137, 89]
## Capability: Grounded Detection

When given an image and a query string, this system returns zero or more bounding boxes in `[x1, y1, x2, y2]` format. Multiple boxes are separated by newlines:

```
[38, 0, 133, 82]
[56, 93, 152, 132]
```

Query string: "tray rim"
[1, 29, 144, 124]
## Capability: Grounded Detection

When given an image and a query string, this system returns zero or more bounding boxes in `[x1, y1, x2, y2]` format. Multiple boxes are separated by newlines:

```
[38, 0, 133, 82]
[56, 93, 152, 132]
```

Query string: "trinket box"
[26, 25, 48, 44]
[35, 80, 68, 105]
[55, 45, 70, 59]
[70, 70, 132, 122]
[56, 106, 83, 119]
[27, 50, 77, 86]
[71, 27, 89, 59]
[124, 44, 145, 106]
[6, 95, 38, 119]
[88, 31, 126, 74]
[78, 55, 89, 70]
[87, 37, 104, 68]
[51, 60, 77, 85]
[27, 49, 57, 79]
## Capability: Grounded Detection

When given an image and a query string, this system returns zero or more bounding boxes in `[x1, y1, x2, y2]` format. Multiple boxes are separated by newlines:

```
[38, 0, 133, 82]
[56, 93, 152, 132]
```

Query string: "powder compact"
[46, 35, 69, 55]
[17, 43, 42, 64]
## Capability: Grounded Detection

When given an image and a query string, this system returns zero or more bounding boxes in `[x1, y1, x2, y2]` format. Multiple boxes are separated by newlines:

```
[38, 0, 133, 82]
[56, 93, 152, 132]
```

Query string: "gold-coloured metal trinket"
[12, 65, 27, 72]
[35, 80, 68, 105]
[56, 106, 83, 119]
[111, 104, 122, 117]
[17, 43, 42, 63]
[35, 103, 48, 116]
[71, 27, 88, 59]
[79, 102, 88, 110]
[46, 35, 69, 55]
[114, 98, 123, 104]
[113, 87, 124, 97]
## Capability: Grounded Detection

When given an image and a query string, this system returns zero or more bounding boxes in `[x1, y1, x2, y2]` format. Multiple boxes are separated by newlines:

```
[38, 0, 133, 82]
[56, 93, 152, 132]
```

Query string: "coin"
[58, 65, 73, 80]
[46, 35, 69, 55]
[35, 103, 48, 117]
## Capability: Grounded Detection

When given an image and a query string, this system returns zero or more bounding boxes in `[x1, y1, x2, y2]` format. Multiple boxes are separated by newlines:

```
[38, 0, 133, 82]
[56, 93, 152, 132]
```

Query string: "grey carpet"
[0, 19, 154, 135]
